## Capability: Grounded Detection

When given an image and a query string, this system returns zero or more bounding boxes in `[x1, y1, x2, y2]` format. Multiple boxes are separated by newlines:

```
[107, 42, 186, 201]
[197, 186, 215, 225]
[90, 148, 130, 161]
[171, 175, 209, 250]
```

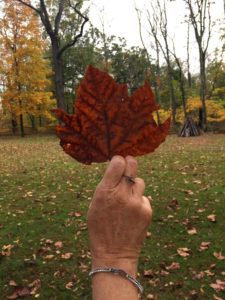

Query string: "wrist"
[92, 257, 138, 278]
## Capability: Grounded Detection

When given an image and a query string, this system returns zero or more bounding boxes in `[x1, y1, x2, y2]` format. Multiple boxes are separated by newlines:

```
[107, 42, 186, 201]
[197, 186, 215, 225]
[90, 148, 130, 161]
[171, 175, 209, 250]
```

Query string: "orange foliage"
[0, 0, 54, 120]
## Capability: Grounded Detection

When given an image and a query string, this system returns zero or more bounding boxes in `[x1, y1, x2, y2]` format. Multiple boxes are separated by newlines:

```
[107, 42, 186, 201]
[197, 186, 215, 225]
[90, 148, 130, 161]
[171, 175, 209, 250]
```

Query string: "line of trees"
[0, 0, 225, 136]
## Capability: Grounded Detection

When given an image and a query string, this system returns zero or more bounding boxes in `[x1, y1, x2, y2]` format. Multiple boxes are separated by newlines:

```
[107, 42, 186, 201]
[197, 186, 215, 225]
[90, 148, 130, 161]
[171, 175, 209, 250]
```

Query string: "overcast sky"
[89, 0, 225, 72]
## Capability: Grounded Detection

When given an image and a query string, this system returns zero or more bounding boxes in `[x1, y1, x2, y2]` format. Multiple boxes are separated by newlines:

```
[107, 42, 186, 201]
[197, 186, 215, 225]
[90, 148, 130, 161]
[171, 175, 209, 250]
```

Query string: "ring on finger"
[123, 175, 136, 184]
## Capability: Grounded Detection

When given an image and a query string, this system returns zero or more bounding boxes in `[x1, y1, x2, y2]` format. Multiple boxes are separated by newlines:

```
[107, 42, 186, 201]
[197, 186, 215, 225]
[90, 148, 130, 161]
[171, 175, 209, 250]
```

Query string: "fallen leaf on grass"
[68, 211, 81, 217]
[166, 262, 180, 270]
[54, 241, 63, 249]
[187, 227, 197, 235]
[7, 287, 30, 299]
[2, 244, 14, 257]
[197, 208, 205, 213]
[193, 180, 202, 184]
[160, 270, 169, 276]
[213, 251, 225, 260]
[45, 239, 54, 244]
[189, 290, 198, 299]
[192, 271, 205, 280]
[54, 270, 66, 278]
[44, 254, 54, 260]
[204, 270, 215, 277]
[146, 232, 152, 238]
[36, 247, 51, 256]
[9, 281, 18, 287]
[146, 294, 154, 299]
[185, 189, 194, 195]
[143, 270, 154, 278]
[79, 262, 89, 271]
[210, 280, 225, 292]
[198, 242, 211, 252]
[207, 214, 216, 222]
[177, 247, 191, 257]
[65, 282, 74, 290]
[29, 279, 41, 295]
[167, 198, 179, 210]
[61, 252, 73, 259]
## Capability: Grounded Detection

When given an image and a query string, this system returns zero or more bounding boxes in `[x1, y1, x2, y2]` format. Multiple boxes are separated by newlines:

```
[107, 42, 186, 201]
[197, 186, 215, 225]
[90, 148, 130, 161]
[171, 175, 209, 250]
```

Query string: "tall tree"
[184, 0, 212, 130]
[144, 0, 177, 125]
[15, 0, 89, 111]
[0, 0, 54, 136]
[136, 7, 161, 124]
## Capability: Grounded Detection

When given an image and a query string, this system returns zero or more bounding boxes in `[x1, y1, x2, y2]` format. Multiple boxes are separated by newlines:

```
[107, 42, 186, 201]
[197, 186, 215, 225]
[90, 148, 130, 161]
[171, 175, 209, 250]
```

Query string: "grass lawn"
[0, 134, 225, 300]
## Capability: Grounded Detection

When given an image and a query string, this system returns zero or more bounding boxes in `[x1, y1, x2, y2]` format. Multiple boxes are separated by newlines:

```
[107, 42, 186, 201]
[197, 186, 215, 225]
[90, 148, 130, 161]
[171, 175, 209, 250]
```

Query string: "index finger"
[100, 155, 126, 188]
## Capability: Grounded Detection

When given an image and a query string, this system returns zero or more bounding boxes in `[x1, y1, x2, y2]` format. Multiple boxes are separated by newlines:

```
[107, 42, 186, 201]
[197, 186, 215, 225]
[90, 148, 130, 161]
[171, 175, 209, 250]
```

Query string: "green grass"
[0, 134, 225, 300]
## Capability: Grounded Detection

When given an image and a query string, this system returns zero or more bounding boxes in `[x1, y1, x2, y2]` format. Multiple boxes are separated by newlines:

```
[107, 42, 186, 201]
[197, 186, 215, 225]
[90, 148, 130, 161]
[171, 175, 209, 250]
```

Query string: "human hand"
[87, 155, 152, 275]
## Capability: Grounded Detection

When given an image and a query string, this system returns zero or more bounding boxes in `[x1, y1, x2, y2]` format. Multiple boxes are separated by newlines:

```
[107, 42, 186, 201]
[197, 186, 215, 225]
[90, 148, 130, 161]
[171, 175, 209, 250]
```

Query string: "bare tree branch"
[15, 0, 41, 14]
[135, 8, 152, 67]
[57, 1, 89, 58]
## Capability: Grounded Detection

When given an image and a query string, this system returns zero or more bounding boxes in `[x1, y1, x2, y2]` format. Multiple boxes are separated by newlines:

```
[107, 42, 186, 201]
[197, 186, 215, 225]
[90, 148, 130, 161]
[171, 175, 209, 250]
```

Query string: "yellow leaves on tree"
[153, 108, 171, 125]
[0, 0, 55, 132]
[176, 97, 225, 124]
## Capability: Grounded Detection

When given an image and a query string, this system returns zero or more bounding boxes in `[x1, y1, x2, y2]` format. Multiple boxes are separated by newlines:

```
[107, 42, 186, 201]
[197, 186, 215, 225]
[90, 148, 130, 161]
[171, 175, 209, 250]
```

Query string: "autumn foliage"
[0, 1, 54, 130]
[53, 65, 170, 164]
[176, 97, 225, 124]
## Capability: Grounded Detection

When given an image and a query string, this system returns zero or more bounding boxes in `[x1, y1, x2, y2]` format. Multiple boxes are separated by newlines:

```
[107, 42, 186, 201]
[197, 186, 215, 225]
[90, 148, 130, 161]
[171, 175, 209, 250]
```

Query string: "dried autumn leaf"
[198, 241, 211, 252]
[143, 269, 154, 278]
[7, 287, 30, 299]
[53, 65, 170, 164]
[204, 270, 214, 276]
[177, 247, 191, 257]
[210, 280, 225, 292]
[146, 294, 154, 299]
[29, 279, 41, 296]
[187, 227, 197, 235]
[166, 262, 180, 270]
[44, 254, 54, 260]
[65, 282, 74, 290]
[2, 244, 14, 257]
[9, 280, 18, 287]
[45, 239, 54, 244]
[207, 214, 216, 222]
[213, 251, 225, 260]
[61, 252, 73, 259]
[54, 241, 63, 249]
[68, 211, 81, 217]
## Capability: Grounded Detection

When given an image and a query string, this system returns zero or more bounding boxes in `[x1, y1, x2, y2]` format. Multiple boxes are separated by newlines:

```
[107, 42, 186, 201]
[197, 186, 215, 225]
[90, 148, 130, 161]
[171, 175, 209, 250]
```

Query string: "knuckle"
[126, 156, 137, 168]
[135, 177, 145, 188]
[111, 155, 126, 169]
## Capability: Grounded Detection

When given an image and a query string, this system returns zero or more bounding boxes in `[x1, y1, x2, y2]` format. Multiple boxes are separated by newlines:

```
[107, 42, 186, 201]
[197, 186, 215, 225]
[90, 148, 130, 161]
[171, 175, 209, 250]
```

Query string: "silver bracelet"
[89, 267, 144, 294]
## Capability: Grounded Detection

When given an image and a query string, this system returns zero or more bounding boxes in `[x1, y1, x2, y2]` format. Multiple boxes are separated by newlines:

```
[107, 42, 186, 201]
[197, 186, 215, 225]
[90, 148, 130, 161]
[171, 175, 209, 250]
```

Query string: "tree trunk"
[19, 113, 24, 137]
[200, 51, 207, 131]
[39, 115, 42, 127]
[11, 114, 18, 135]
[177, 64, 187, 118]
[168, 66, 176, 125]
[30, 115, 36, 132]
[52, 40, 66, 111]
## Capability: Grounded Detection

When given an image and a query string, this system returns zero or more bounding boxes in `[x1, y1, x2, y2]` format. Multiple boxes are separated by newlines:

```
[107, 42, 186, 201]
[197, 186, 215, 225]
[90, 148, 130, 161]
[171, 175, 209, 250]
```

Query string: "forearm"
[91, 258, 139, 300]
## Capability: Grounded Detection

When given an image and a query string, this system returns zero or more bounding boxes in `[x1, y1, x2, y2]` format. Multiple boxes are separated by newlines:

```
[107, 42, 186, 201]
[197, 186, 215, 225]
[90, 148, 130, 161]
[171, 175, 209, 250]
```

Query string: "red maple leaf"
[53, 65, 170, 164]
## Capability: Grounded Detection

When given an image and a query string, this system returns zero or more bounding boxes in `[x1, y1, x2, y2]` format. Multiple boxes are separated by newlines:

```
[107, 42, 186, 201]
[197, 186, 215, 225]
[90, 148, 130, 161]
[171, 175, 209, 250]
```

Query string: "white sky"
[89, 0, 225, 72]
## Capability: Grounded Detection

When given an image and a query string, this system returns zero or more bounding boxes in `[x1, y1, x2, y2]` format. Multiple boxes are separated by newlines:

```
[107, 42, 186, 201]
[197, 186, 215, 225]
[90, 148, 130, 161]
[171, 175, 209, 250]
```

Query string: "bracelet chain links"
[89, 267, 144, 294]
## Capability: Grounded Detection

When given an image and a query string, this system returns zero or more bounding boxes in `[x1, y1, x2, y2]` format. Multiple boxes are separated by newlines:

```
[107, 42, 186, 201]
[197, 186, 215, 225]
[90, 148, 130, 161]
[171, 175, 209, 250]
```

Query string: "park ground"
[0, 134, 225, 300]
